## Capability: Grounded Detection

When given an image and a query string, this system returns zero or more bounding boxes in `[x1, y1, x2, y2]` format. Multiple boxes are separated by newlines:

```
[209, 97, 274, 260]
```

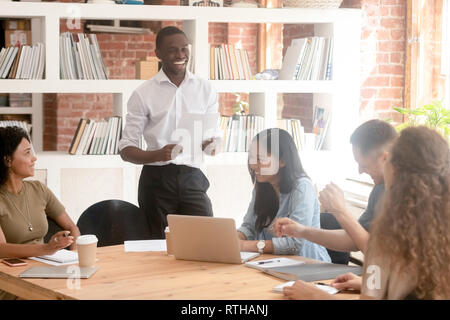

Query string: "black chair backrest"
[44, 217, 63, 243]
[77, 199, 152, 247]
[320, 212, 350, 265]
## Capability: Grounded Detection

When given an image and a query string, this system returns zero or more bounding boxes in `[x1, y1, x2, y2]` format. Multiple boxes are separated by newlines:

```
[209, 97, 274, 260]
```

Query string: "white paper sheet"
[273, 281, 340, 295]
[171, 112, 220, 163]
[30, 249, 79, 266]
[124, 240, 167, 252]
[30, 257, 78, 266]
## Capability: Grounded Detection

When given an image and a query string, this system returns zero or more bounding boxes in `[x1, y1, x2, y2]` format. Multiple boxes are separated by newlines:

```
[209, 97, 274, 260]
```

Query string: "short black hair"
[0, 126, 30, 185]
[350, 119, 398, 156]
[155, 26, 187, 50]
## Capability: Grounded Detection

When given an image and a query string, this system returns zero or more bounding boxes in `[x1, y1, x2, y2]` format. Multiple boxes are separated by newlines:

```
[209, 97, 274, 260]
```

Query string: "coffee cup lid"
[76, 234, 98, 245]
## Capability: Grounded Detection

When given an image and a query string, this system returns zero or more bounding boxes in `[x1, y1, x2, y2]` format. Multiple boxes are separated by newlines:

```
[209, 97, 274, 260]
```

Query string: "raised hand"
[319, 182, 347, 217]
[45, 231, 74, 255]
[273, 217, 306, 238]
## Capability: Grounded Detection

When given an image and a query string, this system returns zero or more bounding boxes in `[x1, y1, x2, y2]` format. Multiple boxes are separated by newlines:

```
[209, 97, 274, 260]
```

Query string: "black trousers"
[138, 164, 213, 239]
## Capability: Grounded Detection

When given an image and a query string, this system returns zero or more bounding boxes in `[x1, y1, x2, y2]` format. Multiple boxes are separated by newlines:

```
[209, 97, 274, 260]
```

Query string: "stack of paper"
[31, 249, 78, 266]
[272, 281, 340, 295]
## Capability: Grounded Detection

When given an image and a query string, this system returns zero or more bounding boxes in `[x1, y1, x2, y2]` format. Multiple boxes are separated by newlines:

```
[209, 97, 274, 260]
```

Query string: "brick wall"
[44, 1, 181, 151]
[45, 0, 408, 150]
[357, 0, 405, 123]
[281, 0, 406, 131]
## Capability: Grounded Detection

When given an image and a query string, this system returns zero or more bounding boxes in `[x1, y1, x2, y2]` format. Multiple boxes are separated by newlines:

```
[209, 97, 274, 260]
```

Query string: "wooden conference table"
[0, 245, 358, 300]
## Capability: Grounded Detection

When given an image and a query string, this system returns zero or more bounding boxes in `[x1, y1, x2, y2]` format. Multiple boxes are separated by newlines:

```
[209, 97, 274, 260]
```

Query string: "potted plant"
[231, 93, 249, 115]
[393, 100, 450, 141]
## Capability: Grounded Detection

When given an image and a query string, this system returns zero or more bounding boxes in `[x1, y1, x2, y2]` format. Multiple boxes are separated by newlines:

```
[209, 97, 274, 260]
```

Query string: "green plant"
[231, 93, 249, 115]
[393, 100, 450, 140]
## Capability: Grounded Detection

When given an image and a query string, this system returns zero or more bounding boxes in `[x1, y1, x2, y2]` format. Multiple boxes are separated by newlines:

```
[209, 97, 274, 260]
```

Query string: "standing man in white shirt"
[118, 26, 221, 239]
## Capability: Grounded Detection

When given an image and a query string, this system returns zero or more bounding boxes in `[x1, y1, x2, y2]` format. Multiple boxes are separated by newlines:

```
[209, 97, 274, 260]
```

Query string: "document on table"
[30, 249, 79, 266]
[124, 240, 167, 252]
[272, 281, 340, 295]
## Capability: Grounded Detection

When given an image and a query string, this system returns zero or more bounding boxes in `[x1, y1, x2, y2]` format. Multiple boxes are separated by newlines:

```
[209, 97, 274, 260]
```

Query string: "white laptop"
[20, 265, 98, 279]
[167, 214, 260, 264]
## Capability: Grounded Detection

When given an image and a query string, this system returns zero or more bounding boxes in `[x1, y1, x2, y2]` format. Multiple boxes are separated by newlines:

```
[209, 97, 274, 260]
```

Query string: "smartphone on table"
[1, 258, 28, 267]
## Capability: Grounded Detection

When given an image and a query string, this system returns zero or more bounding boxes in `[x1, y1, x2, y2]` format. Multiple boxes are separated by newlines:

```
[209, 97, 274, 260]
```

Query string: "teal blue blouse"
[238, 177, 331, 262]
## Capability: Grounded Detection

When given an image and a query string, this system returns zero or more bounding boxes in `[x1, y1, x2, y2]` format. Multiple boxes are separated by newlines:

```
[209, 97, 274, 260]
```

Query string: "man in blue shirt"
[275, 120, 397, 258]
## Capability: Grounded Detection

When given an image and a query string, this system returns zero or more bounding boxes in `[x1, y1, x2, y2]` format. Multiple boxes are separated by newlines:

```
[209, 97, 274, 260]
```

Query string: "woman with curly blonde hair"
[282, 126, 449, 300]
[361, 126, 450, 299]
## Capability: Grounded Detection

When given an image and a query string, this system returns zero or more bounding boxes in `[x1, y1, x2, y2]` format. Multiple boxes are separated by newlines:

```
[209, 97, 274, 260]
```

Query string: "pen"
[257, 259, 280, 265]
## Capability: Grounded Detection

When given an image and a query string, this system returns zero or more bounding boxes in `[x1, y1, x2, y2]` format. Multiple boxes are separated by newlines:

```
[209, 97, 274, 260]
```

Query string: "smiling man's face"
[156, 33, 190, 77]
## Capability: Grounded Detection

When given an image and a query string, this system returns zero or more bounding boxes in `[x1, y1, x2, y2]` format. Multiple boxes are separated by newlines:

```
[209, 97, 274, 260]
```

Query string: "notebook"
[272, 281, 340, 295]
[36, 249, 78, 264]
[19, 265, 98, 279]
[264, 263, 363, 282]
[167, 214, 260, 264]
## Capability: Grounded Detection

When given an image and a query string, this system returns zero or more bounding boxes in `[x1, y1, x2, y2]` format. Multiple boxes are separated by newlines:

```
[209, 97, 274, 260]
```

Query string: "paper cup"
[76, 235, 98, 267]
[165, 227, 173, 255]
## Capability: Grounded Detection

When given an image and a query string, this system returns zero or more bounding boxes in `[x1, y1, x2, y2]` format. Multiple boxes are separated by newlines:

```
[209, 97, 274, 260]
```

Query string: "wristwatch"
[257, 240, 265, 254]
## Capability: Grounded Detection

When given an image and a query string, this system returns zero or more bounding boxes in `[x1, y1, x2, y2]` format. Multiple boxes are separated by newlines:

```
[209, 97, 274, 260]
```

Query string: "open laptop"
[167, 214, 260, 264]
[20, 265, 98, 279]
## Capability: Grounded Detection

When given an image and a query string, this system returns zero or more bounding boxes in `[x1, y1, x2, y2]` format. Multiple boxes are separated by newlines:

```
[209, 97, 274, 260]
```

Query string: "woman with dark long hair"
[282, 126, 450, 299]
[237, 128, 330, 261]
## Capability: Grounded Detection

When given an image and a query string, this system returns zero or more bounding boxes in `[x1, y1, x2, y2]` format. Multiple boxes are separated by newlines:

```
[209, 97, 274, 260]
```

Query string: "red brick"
[390, 52, 403, 63]
[363, 76, 390, 87]
[380, 18, 404, 29]
[96, 34, 113, 42]
[378, 41, 404, 52]
[379, 88, 402, 99]
[390, 76, 404, 87]
[390, 29, 404, 41]
[127, 42, 153, 50]
[361, 88, 377, 99]
[374, 100, 394, 111]
[378, 64, 404, 75]
[390, 6, 405, 17]
[376, 53, 390, 64]
[100, 42, 127, 50]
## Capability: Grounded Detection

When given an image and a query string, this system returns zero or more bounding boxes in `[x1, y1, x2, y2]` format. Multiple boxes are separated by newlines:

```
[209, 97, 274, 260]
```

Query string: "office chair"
[44, 217, 64, 243]
[77, 199, 152, 247]
[320, 212, 352, 265]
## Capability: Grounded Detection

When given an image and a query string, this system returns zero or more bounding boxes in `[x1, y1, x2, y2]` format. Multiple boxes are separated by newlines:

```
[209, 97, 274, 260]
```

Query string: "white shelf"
[0, 80, 143, 93]
[212, 80, 337, 93]
[0, 3, 360, 23]
[2, 2, 361, 222]
[0, 79, 337, 94]
[0, 107, 33, 114]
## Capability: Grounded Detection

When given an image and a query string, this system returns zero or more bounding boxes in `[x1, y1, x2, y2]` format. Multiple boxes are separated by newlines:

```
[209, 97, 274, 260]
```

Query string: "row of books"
[276, 118, 305, 152]
[210, 44, 253, 80]
[0, 44, 45, 79]
[68, 116, 122, 155]
[60, 32, 108, 80]
[279, 37, 333, 81]
[220, 115, 264, 152]
[0, 120, 31, 134]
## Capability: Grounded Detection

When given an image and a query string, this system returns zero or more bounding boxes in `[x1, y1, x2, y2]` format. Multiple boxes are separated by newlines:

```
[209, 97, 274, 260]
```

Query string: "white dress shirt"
[118, 69, 220, 168]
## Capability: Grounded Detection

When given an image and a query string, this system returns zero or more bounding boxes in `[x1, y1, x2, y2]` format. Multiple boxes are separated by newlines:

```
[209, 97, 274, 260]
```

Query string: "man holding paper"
[119, 26, 221, 239]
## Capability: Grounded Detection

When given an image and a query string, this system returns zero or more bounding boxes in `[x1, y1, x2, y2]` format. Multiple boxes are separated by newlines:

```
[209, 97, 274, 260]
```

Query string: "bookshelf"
[0, 2, 361, 223]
